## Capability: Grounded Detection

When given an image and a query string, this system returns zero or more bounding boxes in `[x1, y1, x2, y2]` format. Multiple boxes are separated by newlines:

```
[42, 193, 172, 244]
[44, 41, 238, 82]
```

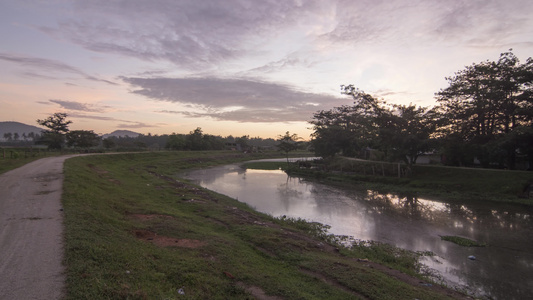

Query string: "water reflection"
[179, 164, 533, 300]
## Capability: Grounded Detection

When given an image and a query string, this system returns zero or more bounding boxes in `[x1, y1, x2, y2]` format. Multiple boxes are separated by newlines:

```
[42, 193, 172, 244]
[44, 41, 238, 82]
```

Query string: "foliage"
[0, 148, 61, 175]
[36, 112, 72, 149]
[276, 131, 302, 166]
[291, 156, 533, 205]
[66, 130, 101, 149]
[36, 112, 72, 134]
[378, 104, 438, 165]
[310, 50, 533, 170]
[310, 86, 435, 165]
[0, 131, 40, 147]
[187, 127, 225, 150]
[102, 137, 116, 149]
[235, 135, 250, 151]
[96, 130, 279, 151]
[165, 133, 187, 150]
[435, 50, 533, 169]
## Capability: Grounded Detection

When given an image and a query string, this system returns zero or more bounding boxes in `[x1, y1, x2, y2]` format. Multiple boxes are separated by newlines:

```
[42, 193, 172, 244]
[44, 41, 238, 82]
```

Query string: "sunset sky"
[1, 0, 532, 139]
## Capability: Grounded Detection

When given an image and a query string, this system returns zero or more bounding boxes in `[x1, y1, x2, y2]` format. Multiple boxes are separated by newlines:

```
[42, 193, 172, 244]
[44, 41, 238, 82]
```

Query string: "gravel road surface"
[0, 156, 76, 300]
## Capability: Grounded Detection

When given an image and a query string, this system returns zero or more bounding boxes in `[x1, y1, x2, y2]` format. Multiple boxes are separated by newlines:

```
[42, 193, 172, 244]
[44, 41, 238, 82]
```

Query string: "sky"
[1, 0, 532, 139]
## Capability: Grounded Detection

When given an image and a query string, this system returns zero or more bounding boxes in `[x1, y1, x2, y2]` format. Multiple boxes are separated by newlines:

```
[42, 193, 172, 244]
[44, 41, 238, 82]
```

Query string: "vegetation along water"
[58, 151, 475, 299]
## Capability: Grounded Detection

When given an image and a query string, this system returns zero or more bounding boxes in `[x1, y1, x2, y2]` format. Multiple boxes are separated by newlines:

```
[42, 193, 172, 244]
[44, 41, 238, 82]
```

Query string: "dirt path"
[0, 155, 78, 300]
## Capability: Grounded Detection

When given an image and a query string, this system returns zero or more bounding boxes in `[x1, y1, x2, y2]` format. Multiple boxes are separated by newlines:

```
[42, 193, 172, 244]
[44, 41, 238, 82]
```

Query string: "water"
[179, 163, 533, 299]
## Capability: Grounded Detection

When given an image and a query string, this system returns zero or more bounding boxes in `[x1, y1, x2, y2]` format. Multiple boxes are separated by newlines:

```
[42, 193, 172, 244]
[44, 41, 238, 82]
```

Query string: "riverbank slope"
[61, 151, 469, 299]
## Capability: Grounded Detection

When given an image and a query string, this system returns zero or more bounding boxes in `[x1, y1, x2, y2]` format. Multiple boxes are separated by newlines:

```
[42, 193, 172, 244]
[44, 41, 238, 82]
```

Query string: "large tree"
[436, 50, 533, 168]
[310, 87, 382, 158]
[66, 130, 101, 149]
[378, 104, 438, 165]
[310, 86, 437, 164]
[36, 112, 72, 149]
[166, 133, 186, 150]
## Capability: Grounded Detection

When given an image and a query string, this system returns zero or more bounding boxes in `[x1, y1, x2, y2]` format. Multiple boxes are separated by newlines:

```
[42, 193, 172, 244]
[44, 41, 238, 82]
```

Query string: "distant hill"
[0, 121, 44, 141]
[102, 130, 141, 139]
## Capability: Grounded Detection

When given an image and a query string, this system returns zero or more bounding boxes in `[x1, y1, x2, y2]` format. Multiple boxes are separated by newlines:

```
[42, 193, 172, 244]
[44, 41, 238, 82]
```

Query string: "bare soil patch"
[133, 230, 206, 248]
[87, 163, 108, 174]
[130, 214, 206, 248]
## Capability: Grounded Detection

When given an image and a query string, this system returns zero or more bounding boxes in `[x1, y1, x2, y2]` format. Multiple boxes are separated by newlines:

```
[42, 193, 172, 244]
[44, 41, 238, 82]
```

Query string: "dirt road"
[0, 156, 77, 300]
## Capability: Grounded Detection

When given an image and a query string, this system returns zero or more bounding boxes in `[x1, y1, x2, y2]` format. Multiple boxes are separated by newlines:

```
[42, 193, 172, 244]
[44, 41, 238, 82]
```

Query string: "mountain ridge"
[0, 121, 141, 140]
[0, 122, 43, 140]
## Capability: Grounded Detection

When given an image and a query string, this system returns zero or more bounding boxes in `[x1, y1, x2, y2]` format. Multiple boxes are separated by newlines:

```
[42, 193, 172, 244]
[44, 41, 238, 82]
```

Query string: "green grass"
[289, 157, 533, 205]
[61, 151, 459, 299]
[243, 161, 287, 170]
[0, 149, 59, 174]
[440, 236, 487, 247]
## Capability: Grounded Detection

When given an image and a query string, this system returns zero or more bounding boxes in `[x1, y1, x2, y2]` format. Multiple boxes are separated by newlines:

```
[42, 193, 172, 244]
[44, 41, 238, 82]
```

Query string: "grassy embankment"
[286, 157, 533, 206]
[0, 147, 61, 174]
[61, 151, 464, 299]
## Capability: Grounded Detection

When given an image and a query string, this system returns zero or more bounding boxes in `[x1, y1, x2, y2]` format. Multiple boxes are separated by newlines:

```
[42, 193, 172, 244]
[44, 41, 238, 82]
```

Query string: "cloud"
[20, 71, 61, 80]
[68, 113, 117, 121]
[159, 108, 314, 123]
[123, 76, 346, 122]
[245, 54, 318, 75]
[48, 99, 107, 112]
[0, 52, 118, 85]
[68, 113, 156, 129]
[323, 0, 533, 49]
[38, 0, 331, 70]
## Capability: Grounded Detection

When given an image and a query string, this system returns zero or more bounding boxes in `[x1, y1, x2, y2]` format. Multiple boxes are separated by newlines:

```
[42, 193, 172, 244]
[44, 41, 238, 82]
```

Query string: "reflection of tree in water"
[185, 164, 247, 185]
[363, 190, 533, 300]
[363, 191, 450, 223]
[363, 191, 531, 233]
[276, 175, 304, 212]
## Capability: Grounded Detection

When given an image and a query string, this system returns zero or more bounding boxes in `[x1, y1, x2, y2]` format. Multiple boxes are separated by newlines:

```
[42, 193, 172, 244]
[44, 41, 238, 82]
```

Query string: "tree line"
[2, 132, 41, 143]
[310, 50, 533, 170]
[104, 128, 281, 151]
[12, 113, 281, 152]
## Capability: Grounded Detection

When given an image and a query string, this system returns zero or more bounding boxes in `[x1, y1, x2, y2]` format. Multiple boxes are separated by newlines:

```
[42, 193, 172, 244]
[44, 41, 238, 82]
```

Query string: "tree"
[378, 104, 438, 165]
[166, 133, 186, 150]
[436, 50, 533, 168]
[310, 87, 383, 158]
[102, 137, 116, 149]
[310, 86, 440, 164]
[186, 127, 204, 150]
[236, 135, 250, 152]
[276, 131, 301, 167]
[37, 112, 72, 149]
[66, 130, 101, 149]
[3, 132, 12, 141]
[311, 106, 365, 157]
